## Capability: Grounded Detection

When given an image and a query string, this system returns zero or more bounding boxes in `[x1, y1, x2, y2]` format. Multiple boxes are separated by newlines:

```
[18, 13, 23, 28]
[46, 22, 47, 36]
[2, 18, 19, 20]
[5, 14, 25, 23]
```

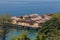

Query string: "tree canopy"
[35, 14, 60, 40]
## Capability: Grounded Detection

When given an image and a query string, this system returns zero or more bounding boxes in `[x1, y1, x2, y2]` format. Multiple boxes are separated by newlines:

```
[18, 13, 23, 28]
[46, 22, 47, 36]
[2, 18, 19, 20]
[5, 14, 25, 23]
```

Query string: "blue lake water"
[0, 1, 60, 16]
[0, 1, 60, 40]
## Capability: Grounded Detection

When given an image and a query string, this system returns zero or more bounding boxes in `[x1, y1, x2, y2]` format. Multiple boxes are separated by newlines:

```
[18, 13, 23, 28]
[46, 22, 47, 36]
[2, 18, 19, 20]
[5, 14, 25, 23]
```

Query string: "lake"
[0, 1, 60, 40]
[0, 1, 60, 16]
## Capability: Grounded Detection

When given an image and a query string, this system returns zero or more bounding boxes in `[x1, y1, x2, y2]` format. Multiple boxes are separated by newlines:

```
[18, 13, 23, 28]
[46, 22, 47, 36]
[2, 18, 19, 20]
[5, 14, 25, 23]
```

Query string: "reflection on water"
[6, 29, 37, 40]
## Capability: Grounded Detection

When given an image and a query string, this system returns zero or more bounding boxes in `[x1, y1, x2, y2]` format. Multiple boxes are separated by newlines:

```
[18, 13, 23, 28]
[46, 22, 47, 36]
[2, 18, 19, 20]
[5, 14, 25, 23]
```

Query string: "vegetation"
[0, 13, 60, 40]
[35, 14, 60, 40]
[0, 13, 11, 40]
[0, 13, 11, 26]
[11, 31, 30, 40]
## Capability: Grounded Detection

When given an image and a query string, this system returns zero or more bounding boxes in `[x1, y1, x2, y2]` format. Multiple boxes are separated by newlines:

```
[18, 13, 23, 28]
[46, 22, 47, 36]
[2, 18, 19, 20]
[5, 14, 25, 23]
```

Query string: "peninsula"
[11, 14, 52, 28]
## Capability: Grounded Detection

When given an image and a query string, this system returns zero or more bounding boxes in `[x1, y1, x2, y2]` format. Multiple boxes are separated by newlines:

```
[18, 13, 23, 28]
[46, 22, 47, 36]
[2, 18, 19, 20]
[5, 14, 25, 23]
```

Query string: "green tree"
[0, 13, 11, 40]
[35, 34, 40, 40]
[11, 31, 30, 40]
[0, 13, 11, 26]
[35, 32, 47, 40]
[18, 31, 30, 40]
[10, 37, 16, 40]
[36, 14, 60, 40]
